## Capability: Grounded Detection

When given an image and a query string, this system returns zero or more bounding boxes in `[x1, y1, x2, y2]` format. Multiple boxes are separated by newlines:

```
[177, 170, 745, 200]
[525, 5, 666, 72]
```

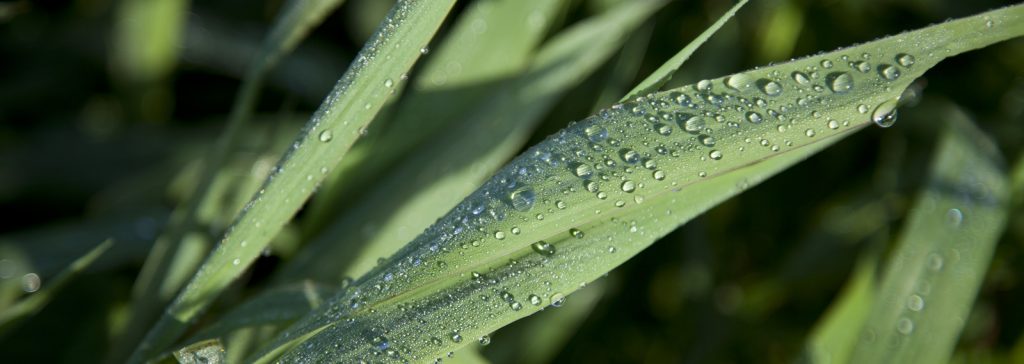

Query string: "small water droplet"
[556, 200, 567, 209]
[821, 60, 834, 68]
[570, 228, 584, 239]
[827, 72, 853, 93]
[550, 293, 566, 307]
[318, 130, 333, 142]
[531, 241, 556, 256]
[857, 104, 870, 114]
[529, 294, 542, 305]
[655, 123, 673, 135]
[699, 134, 716, 147]
[653, 170, 666, 180]
[232, 258, 240, 266]
[420, 47, 430, 55]
[907, 295, 925, 311]
[897, 317, 914, 335]
[896, 53, 916, 67]
[451, 332, 463, 343]
[827, 119, 840, 129]
[985, 19, 994, 28]
[758, 79, 783, 96]
[946, 208, 963, 228]
[746, 111, 763, 124]
[878, 64, 900, 80]
[851, 61, 871, 73]
[608, 246, 617, 253]
[792, 71, 811, 85]
[621, 180, 636, 193]
[494, 231, 506, 240]
[709, 150, 723, 160]
[805, 129, 816, 137]
[871, 99, 899, 128]
[384, 79, 394, 88]
[725, 74, 751, 90]
[510, 187, 536, 211]
[21, 273, 40, 293]
[927, 252, 944, 271]
[573, 163, 593, 178]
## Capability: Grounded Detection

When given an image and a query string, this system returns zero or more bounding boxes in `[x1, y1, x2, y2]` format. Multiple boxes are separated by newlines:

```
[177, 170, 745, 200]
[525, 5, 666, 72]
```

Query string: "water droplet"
[946, 208, 963, 228]
[827, 119, 840, 129]
[550, 293, 566, 307]
[570, 228, 584, 239]
[384, 79, 394, 88]
[531, 241, 556, 256]
[21, 273, 40, 293]
[451, 332, 463, 343]
[871, 99, 899, 128]
[478, 335, 491, 346]
[699, 134, 716, 147]
[621, 180, 636, 193]
[851, 61, 871, 73]
[573, 163, 593, 178]
[556, 200, 567, 209]
[709, 150, 723, 160]
[927, 252, 944, 271]
[608, 246, 617, 253]
[232, 258, 240, 266]
[655, 123, 673, 135]
[878, 64, 900, 80]
[585, 181, 599, 193]
[584, 125, 608, 142]
[857, 104, 869, 114]
[907, 295, 925, 311]
[805, 129, 816, 137]
[529, 294, 542, 305]
[511, 227, 521, 235]
[680, 115, 705, 133]
[431, 337, 443, 346]
[821, 60, 834, 68]
[420, 47, 430, 55]
[725, 74, 751, 90]
[758, 79, 783, 96]
[510, 301, 523, 311]
[896, 53, 916, 67]
[792, 71, 811, 85]
[985, 19, 994, 28]
[509, 187, 536, 211]
[896, 317, 914, 335]
[494, 231, 506, 240]
[619, 149, 640, 164]
[827, 72, 853, 93]
[653, 170, 666, 180]
[746, 111, 763, 124]
[318, 130, 333, 142]
[697, 79, 713, 91]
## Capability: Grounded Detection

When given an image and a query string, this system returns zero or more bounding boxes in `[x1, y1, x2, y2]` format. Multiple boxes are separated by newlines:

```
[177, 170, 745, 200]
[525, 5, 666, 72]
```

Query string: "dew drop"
[494, 231, 506, 240]
[878, 64, 900, 80]
[927, 252, 944, 271]
[619, 148, 640, 164]
[529, 294, 542, 305]
[746, 111, 763, 124]
[805, 129, 816, 137]
[896, 317, 914, 335]
[857, 104, 870, 114]
[655, 123, 673, 135]
[821, 60, 834, 68]
[573, 163, 593, 178]
[827, 119, 840, 129]
[550, 293, 566, 307]
[531, 241, 556, 256]
[826, 72, 854, 93]
[896, 53, 916, 67]
[871, 98, 899, 128]
[697, 79, 713, 91]
[621, 180, 636, 193]
[792, 71, 811, 85]
[570, 228, 584, 239]
[232, 258, 240, 266]
[698, 134, 716, 147]
[21, 273, 40, 293]
[451, 332, 463, 343]
[709, 150, 723, 160]
[420, 47, 430, 55]
[384, 78, 394, 88]
[556, 200, 567, 209]
[725, 74, 751, 90]
[946, 208, 963, 228]
[584, 125, 608, 142]
[509, 187, 536, 211]
[907, 294, 925, 312]
[318, 130, 333, 142]
[653, 170, 666, 180]
[758, 79, 783, 96]
[680, 115, 705, 133]
[851, 61, 871, 73]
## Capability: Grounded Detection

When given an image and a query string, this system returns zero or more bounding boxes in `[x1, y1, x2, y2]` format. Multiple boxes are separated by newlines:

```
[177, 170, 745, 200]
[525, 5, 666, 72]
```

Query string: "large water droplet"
[758, 79, 783, 96]
[509, 187, 536, 211]
[878, 64, 900, 80]
[697, 79, 713, 91]
[792, 71, 811, 85]
[584, 125, 608, 142]
[621, 180, 636, 193]
[827, 72, 853, 93]
[619, 148, 640, 164]
[550, 293, 566, 307]
[653, 170, 666, 180]
[709, 150, 723, 160]
[725, 74, 752, 90]
[680, 115, 705, 133]
[573, 163, 593, 178]
[531, 241, 556, 256]
[896, 53, 916, 67]
[871, 99, 899, 128]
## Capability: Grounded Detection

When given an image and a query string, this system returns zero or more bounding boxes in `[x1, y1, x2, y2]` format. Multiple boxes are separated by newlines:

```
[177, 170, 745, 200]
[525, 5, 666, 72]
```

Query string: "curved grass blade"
[622, 0, 748, 100]
[849, 109, 1011, 363]
[275, 0, 668, 285]
[128, 1, 459, 362]
[0, 240, 113, 338]
[303, 0, 568, 232]
[264, 5, 1024, 363]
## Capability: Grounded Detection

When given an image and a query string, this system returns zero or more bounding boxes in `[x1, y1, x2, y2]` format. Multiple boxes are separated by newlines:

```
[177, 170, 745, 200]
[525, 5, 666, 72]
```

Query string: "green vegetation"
[0, 0, 1022, 363]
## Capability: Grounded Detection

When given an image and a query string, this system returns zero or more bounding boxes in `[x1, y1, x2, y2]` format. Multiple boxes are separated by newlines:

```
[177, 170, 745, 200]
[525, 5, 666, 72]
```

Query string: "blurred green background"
[0, 0, 1022, 362]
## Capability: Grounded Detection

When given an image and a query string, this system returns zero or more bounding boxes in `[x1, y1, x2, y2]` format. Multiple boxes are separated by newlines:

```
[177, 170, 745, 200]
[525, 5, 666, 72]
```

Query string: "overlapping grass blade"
[128, 1, 458, 362]
[275, 0, 667, 285]
[303, 0, 568, 232]
[0, 240, 113, 337]
[262, 4, 1024, 363]
[849, 108, 1011, 363]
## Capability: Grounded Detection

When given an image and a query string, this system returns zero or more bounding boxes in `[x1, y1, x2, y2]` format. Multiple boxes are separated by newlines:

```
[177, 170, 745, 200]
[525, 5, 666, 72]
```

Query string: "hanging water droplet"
[698, 134, 716, 147]
[871, 98, 899, 128]
[878, 64, 900, 80]
[509, 187, 536, 211]
[826, 72, 853, 93]
[584, 125, 608, 142]
[758, 79, 783, 96]
[792, 71, 811, 85]
[621, 180, 636, 193]
[896, 53, 916, 67]
[478, 335, 491, 346]
[907, 294, 925, 311]
[709, 150, 723, 160]
[746, 111, 763, 124]
[946, 208, 963, 228]
[318, 130, 333, 142]
[550, 293, 566, 307]
[531, 241, 556, 256]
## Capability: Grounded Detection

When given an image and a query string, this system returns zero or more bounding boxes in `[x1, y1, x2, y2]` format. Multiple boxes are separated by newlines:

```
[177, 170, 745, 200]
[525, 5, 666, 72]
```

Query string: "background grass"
[0, 0, 1022, 363]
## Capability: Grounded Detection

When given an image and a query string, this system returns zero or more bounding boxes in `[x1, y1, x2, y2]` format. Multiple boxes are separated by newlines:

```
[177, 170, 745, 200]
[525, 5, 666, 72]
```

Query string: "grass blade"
[267, 4, 1024, 363]
[622, 0, 748, 100]
[849, 108, 1011, 363]
[128, 1, 458, 361]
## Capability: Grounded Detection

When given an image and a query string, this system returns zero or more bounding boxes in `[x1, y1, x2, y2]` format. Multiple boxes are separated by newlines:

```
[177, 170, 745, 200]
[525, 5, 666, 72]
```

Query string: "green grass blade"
[173, 339, 225, 364]
[128, 1, 458, 362]
[622, 0, 748, 100]
[266, 4, 1024, 363]
[0, 240, 113, 337]
[303, 0, 568, 232]
[275, 0, 667, 286]
[849, 109, 1011, 363]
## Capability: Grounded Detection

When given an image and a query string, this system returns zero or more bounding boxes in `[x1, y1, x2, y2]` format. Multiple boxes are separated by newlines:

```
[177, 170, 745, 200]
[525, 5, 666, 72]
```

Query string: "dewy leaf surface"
[278, 4, 1022, 363]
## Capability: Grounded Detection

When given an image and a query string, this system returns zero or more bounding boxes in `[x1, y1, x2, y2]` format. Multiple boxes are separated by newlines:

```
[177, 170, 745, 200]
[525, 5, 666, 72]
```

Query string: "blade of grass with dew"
[0, 240, 113, 338]
[128, 1, 458, 362]
[622, 0, 747, 100]
[274, 0, 668, 286]
[265, 5, 1024, 363]
[849, 109, 1011, 364]
[173, 339, 225, 364]
[303, 0, 568, 232]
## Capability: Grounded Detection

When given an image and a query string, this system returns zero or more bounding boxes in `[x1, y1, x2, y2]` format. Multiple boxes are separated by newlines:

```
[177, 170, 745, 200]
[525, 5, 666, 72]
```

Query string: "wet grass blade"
[622, 0, 748, 100]
[263, 4, 1024, 363]
[0, 240, 113, 338]
[849, 108, 1011, 363]
[128, 1, 458, 362]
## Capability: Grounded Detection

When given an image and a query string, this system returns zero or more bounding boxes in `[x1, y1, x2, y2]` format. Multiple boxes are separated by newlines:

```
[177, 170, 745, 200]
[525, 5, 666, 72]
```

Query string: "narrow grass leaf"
[622, 0, 748, 100]
[129, 1, 458, 362]
[849, 109, 1011, 363]
[276, 0, 667, 285]
[0, 240, 113, 337]
[173, 339, 225, 364]
[268, 4, 1024, 363]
